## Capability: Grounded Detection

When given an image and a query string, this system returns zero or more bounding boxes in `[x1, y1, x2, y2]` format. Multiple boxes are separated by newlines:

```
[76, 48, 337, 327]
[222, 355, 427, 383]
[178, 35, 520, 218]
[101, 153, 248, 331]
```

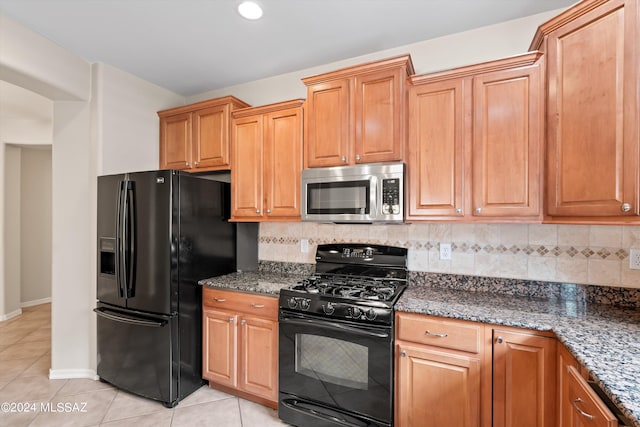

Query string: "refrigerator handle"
[125, 181, 137, 298]
[115, 180, 126, 298]
[93, 307, 167, 328]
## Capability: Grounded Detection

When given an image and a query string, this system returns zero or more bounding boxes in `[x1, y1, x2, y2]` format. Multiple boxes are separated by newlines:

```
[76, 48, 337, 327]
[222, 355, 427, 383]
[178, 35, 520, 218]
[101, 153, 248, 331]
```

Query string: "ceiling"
[0, 0, 576, 97]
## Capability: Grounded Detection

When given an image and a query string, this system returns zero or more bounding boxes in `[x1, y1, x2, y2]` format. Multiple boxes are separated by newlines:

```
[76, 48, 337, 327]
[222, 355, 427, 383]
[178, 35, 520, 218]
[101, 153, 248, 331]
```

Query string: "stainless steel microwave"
[301, 162, 404, 223]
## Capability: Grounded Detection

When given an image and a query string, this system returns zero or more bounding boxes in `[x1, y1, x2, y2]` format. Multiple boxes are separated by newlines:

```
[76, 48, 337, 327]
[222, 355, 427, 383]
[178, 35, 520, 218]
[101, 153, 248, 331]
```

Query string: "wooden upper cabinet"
[302, 55, 414, 168]
[159, 112, 192, 170]
[193, 104, 229, 169]
[304, 79, 350, 167]
[231, 114, 264, 220]
[534, 0, 639, 220]
[407, 52, 543, 222]
[472, 59, 543, 218]
[264, 105, 304, 218]
[158, 96, 250, 172]
[354, 67, 405, 163]
[407, 77, 468, 219]
[231, 100, 304, 221]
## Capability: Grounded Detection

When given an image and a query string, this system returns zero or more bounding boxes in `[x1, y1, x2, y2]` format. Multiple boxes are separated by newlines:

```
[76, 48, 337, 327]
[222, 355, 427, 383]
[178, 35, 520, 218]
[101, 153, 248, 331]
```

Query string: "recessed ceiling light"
[238, 1, 263, 20]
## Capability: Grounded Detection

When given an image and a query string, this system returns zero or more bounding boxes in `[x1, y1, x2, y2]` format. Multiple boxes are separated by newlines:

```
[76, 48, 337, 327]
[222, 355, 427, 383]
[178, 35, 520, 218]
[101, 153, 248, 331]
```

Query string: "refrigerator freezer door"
[97, 174, 127, 308]
[95, 304, 178, 407]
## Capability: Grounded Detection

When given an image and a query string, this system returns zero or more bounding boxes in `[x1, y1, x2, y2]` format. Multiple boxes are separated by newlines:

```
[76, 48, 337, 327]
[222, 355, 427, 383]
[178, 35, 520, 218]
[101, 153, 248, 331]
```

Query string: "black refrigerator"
[95, 169, 236, 408]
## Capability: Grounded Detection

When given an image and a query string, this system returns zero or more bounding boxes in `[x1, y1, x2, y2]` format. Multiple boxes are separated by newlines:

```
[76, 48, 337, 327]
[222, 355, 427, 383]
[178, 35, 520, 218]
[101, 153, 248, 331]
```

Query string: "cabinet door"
[546, 0, 638, 217]
[238, 315, 278, 402]
[472, 61, 543, 218]
[354, 68, 404, 164]
[159, 112, 192, 170]
[558, 344, 582, 427]
[407, 78, 468, 219]
[203, 309, 237, 388]
[305, 79, 350, 167]
[264, 107, 303, 219]
[193, 104, 230, 169]
[396, 343, 481, 427]
[231, 114, 264, 220]
[492, 329, 556, 427]
[566, 366, 618, 427]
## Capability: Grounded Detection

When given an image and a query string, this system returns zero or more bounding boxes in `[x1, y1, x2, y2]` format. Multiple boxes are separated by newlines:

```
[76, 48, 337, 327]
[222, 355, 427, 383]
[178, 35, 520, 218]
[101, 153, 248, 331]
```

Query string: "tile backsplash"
[259, 222, 640, 289]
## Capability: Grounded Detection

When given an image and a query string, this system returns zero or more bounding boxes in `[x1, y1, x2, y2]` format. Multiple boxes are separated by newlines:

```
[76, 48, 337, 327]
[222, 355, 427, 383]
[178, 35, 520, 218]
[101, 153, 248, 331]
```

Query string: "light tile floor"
[0, 304, 290, 426]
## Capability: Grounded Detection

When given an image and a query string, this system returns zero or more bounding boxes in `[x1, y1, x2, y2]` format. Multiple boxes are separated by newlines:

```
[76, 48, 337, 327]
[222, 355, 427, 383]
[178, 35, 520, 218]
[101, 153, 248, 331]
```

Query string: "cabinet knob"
[229, 317, 234, 323]
[456, 208, 462, 214]
[256, 209, 261, 214]
[185, 162, 189, 167]
[496, 336, 503, 344]
[355, 154, 361, 162]
[622, 203, 632, 212]
[475, 207, 482, 214]
[572, 398, 594, 420]
[266, 209, 271, 214]
[241, 319, 246, 325]
[194, 161, 199, 166]
[341, 156, 347, 163]
[401, 351, 406, 358]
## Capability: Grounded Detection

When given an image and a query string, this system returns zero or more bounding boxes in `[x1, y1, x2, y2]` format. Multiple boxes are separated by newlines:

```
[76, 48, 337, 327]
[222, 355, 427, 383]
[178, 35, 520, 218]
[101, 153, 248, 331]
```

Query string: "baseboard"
[21, 297, 52, 308]
[49, 369, 98, 380]
[0, 308, 22, 321]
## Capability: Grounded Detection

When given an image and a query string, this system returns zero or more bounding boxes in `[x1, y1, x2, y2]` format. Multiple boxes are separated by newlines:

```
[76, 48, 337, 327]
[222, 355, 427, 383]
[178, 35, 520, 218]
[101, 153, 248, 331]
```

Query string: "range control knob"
[350, 306, 362, 318]
[300, 299, 310, 310]
[322, 302, 335, 315]
[365, 308, 377, 321]
[287, 298, 298, 309]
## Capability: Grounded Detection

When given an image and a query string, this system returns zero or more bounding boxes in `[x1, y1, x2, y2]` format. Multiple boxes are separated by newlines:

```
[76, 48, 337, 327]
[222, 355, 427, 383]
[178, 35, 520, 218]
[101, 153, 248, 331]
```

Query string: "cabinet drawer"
[203, 288, 278, 319]
[566, 366, 619, 427]
[396, 312, 481, 354]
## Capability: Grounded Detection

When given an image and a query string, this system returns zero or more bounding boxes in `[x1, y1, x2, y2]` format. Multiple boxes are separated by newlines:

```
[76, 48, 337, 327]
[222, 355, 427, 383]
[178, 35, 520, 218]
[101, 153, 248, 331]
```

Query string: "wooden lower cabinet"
[396, 343, 482, 427]
[396, 313, 559, 427]
[558, 344, 620, 427]
[202, 288, 278, 407]
[395, 312, 489, 427]
[492, 328, 557, 427]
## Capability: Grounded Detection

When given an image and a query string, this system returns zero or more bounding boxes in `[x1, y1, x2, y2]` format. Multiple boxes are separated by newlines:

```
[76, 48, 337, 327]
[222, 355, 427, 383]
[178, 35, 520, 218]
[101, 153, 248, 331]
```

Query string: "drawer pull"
[251, 303, 265, 309]
[425, 330, 448, 338]
[572, 398, 594, 420]
[214, 298, 227, 303]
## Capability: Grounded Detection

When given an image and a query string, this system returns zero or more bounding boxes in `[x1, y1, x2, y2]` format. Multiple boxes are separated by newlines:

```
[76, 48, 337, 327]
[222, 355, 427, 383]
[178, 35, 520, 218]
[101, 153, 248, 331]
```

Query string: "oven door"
[278, 310, 393, 426]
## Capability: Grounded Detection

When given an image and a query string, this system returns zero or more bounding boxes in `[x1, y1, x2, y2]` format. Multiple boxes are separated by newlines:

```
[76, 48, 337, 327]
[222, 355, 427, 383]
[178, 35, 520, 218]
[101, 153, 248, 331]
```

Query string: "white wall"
[20, 147, 52, 305]
[93, 63, 184, 175]
[188, 9, 564, 106]
[2, 145, 21, 320]
[0, 81, 53, 319]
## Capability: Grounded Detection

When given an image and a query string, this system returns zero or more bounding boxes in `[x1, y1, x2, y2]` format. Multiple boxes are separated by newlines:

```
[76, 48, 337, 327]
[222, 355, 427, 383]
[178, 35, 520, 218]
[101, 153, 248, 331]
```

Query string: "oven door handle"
[279, 315, 390, 339]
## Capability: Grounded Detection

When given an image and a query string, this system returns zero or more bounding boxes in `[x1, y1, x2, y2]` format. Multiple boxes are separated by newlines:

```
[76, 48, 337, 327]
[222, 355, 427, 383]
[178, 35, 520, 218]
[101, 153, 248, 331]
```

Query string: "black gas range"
[281, 244, 407, 326]
[278, 243, 407, 427]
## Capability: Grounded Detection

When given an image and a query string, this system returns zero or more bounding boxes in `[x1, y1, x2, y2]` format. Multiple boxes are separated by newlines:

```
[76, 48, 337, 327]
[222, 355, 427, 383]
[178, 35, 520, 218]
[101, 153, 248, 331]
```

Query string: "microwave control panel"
[381, 179, 401, 215]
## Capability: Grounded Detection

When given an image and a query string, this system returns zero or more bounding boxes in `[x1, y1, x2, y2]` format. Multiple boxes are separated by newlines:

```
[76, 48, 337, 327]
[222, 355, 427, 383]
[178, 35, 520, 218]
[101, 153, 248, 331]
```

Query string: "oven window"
[295, 334, 368, 390]
[307, 181, 370, 215]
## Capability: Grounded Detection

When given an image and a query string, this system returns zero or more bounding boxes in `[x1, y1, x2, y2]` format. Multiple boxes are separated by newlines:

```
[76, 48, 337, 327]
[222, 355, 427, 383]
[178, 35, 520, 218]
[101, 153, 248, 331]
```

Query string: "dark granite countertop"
[397, 283, 640, 427]
[198, 270, 307, 297]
